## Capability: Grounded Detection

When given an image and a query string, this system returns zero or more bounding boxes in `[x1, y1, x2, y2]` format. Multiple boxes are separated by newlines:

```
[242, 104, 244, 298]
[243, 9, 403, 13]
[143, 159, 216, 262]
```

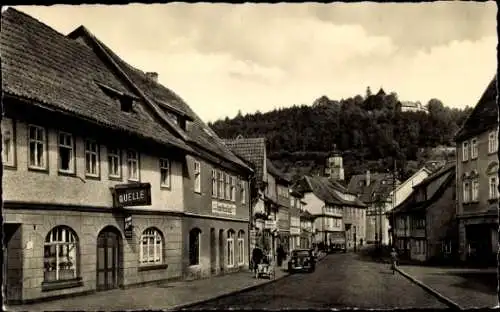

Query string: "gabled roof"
[303, 176, 366, 207]
[67, 24, 251, 172]
[413, 161, 455, 189]
[1, 8, 251, 173]
[389, 165, 455, 215]
[1, 8, 192, 153]
[455, 75, 498, 142]
[347, 172, 399, 203]
[299, 209, 315, 220]
[266, 159, 290, 184]
[223, 137, 266, 182]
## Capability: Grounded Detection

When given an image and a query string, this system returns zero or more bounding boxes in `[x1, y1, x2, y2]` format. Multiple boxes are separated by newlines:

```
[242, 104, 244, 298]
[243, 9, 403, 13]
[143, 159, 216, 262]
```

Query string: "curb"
[168, 271, 290, 311]
[395, 267, 462, 310]
[169, 254, 328, 311]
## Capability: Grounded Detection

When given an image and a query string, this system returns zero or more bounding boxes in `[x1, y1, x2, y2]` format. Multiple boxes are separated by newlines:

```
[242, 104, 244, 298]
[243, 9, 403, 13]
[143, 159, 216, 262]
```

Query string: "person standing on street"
[390, 248, 398, 274]
[251, 247, 264, 277]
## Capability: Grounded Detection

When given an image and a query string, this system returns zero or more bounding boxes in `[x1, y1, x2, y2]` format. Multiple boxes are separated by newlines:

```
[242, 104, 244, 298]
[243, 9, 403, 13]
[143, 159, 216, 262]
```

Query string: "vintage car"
[288, 249, 316, 273]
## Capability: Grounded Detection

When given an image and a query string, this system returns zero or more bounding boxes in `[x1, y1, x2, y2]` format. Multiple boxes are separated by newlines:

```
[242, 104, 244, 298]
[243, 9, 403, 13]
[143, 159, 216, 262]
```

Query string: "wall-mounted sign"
[112, 183, 152, 208]
[124, 215, 133, 240]
[264, 220, 277, 230]
[290, 228, 300, 235]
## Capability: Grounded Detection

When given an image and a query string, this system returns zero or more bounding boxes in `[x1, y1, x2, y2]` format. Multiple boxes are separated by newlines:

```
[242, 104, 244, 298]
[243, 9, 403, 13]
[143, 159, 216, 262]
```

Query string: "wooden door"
[96, 228, 121, 291]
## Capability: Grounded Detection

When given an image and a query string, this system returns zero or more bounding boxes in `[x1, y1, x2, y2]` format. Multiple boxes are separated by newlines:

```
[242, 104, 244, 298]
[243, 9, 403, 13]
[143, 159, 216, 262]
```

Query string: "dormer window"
[120, 96, 133, 113]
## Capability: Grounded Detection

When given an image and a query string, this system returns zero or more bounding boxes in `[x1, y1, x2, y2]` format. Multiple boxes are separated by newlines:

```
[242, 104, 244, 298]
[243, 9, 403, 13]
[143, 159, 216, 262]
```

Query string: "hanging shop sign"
[124, 214, 133, 240]
[112, 183, 152, 208]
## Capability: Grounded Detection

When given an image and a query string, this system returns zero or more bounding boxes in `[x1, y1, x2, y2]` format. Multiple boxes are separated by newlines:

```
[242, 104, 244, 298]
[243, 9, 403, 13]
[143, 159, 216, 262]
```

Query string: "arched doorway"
[96, 226, 123, 291]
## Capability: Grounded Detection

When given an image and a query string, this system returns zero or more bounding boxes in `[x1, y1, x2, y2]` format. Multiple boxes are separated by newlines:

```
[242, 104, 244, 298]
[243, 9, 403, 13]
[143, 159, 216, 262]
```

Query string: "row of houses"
[387, 75, 498, 267]
[0, 8, 261, 304]
[0, 8, 337, 304]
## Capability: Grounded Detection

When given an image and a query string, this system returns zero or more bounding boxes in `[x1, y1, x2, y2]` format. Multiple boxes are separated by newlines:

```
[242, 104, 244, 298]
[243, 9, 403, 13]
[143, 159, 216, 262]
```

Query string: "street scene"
[1, 2, 498, 311]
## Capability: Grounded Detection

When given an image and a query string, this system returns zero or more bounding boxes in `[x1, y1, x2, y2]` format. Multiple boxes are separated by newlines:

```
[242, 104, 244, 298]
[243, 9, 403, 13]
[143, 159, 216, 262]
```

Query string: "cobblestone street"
[186, 253, 447, 310]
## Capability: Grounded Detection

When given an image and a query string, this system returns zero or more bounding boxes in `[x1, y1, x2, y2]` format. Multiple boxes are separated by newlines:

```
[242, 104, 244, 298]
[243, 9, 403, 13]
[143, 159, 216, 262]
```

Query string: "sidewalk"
[7, 253, 328, 312]
[397, 264, 498, 309]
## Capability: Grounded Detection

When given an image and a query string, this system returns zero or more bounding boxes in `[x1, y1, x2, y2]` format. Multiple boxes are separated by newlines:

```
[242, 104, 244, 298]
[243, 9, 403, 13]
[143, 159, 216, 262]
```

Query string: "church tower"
[325, 146, 344, 181]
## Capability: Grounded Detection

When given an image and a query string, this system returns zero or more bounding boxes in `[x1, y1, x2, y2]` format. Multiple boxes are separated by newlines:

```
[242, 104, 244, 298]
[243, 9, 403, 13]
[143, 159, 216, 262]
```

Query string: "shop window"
[189, 228, 201, 265]
[44, 226, 78, 282]
[237, 230, 245, 265]
[227, 230, 235, 267]
[140, 228, 163, 265]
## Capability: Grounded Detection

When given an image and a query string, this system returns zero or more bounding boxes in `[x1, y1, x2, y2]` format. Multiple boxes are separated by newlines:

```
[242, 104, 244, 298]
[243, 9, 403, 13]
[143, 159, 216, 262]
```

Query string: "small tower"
[325, 145, 344, 181]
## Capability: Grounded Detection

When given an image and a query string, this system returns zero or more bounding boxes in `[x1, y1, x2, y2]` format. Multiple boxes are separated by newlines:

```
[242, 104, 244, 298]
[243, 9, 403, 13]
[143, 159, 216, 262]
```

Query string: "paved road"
[185, 253, 448, 310]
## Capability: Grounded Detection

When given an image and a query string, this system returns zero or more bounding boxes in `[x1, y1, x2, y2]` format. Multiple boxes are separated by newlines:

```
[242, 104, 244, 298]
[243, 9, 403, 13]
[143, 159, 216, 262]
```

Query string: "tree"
[366, 86, 372, 98]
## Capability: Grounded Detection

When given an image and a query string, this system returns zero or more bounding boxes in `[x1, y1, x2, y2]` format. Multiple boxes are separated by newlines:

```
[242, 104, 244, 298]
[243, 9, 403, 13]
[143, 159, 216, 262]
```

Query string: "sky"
[11, 2, 498, 122]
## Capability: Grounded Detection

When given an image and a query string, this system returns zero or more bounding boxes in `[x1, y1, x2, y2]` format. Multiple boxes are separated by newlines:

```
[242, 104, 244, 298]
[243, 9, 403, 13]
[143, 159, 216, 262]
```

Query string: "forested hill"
[209, 88, 472, 182]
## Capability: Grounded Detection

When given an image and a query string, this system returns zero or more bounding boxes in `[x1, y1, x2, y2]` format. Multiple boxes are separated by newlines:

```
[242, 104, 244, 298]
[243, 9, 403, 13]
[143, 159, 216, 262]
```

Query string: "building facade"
[1, 8, 252, 303]
[289, 190, 303, 251]
[348, 171, 400, 246]
[299, 210, 315, 249]
[296, 176, 366, 251]
[388, 164, 457, 263]
[454, 75, 498, 265]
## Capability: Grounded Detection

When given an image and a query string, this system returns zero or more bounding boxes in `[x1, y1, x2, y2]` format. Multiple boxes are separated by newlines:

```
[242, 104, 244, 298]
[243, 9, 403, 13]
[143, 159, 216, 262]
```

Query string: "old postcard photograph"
[1, 2, 498, 310]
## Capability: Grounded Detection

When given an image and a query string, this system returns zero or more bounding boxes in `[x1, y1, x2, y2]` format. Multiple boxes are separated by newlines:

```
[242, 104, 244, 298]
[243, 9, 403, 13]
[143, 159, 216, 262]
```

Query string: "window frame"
[230, 176, 236, 202]
[160, 158, 171, 188]
[218, 170, 224, 199]
[463, 181, 470, 203]
[139, 228, 163, 266]
[28, 124, 48, 170]
[489, 129, 498, 154]
[489, 176, 498, 200]
[2, 117, 16, 168]
[43, 226, 79, 283]
[471, 179, 479, 202]
[462, 141, 469, 162]
[84, 139, 100, 178]
[224, 173, 230, 200]
[57, 131, 75, 174]
[189, 228, 201, 266]
[108, 147, 122, 180]
[127, 149, 140, 182]
[240, 179, 246, 204]
[227, 230, 235, 268]
[471, 138, 478, 160]
[193, 160, 201, 194]
[212, 169, 217, 198]
[237, 231, 245, 265]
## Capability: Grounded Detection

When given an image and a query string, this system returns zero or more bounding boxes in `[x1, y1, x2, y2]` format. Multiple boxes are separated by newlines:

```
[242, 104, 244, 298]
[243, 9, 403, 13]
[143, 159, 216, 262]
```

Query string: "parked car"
[288, 249, 316, 273]
[330, 243, 346, 253]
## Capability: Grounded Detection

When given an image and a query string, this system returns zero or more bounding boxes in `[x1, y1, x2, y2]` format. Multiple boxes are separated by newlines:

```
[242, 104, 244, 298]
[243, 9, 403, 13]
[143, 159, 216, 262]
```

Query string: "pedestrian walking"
[390, 248, 398, 274]
[277, 244, 285, 267]
[251, 247, 264, 277]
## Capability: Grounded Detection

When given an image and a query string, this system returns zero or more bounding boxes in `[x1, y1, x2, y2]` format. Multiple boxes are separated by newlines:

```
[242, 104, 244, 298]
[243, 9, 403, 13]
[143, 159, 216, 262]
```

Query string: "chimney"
[366, 170, 371, 186]
[146, 72, 158, 82]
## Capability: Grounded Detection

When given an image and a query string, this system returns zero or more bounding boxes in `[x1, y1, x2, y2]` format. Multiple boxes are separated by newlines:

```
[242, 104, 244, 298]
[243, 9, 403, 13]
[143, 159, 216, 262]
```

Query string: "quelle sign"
[112, 183, 152, 208]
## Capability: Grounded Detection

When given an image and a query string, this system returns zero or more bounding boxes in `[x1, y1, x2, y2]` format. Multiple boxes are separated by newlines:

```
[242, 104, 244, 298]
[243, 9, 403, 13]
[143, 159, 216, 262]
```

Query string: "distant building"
[296, 176, 366, 251]
[299, 209, 315, 249]
[454, 75, 498, 266]
[348, 171, 400, 245]
[223, 137, 292, 258]
[400, 101, 428, 113]
[325, 151, 345, 182]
